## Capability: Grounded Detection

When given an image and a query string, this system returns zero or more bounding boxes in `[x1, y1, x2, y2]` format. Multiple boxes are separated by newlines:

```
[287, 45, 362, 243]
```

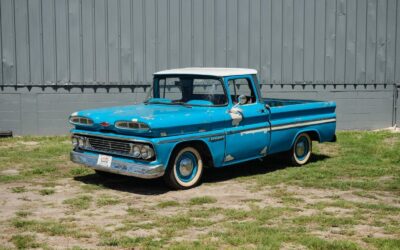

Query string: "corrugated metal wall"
[0, 0, 399, 134]
[1, 0, 400, 86]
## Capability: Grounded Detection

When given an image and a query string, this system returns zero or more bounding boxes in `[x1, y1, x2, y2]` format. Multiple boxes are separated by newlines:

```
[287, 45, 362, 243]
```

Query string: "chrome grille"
[87, 137, 131, 156]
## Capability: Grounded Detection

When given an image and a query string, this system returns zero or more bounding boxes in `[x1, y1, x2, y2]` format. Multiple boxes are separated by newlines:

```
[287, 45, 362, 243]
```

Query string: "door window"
[228, 78, 256, 104]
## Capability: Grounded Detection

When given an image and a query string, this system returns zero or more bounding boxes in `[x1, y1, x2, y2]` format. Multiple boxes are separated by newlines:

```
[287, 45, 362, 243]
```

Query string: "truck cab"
[70, 68, 336, 189]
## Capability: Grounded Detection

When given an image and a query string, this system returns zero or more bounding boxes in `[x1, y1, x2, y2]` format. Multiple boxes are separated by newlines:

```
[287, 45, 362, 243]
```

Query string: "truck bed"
[263, 98, 318, 107]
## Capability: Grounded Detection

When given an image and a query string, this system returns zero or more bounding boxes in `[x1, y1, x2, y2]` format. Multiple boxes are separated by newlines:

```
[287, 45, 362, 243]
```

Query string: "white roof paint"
[154, 67, 258, 77]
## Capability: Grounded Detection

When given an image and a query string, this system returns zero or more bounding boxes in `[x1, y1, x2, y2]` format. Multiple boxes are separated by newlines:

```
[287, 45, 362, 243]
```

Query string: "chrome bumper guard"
[70, 151, 165, 179]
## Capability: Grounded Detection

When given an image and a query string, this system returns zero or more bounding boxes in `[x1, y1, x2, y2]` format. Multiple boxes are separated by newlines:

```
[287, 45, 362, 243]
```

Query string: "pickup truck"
[70, 68, 336, 189]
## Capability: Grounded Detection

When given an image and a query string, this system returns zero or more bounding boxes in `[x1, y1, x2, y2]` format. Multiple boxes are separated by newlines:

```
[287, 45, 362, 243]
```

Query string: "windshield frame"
[151, 74, 229, 107]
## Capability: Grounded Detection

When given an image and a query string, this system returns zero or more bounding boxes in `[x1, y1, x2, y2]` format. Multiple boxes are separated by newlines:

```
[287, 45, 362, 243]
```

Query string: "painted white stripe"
[238, 118, 336, 135]
[271, 118, 336, 131]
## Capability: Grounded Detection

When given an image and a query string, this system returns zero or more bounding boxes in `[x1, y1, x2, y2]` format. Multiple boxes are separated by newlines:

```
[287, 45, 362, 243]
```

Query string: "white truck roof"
[154, 67, 257, 77]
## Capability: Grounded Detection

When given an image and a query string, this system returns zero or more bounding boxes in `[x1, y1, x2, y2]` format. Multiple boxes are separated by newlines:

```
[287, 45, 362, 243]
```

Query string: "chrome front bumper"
[70, 151, 165, 179]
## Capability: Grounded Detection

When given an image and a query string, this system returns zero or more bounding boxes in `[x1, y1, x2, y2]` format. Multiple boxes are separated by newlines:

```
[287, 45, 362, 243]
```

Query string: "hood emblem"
[100, 122, 110, 127]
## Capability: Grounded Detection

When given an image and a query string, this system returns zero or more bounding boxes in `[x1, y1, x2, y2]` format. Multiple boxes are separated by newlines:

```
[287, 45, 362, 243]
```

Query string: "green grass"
[157, 200, 180, 208]
[11, 218, 88, 238]
[1, 131, 399, 249]
[188, 196, 217, 205]
[63, 195, 93, 210]
[39, 188, 55, 196]
[247, 131, 400, 191]
[11, 186, 26, 193]
[10, 234, 41, 249]
[96, 195, 121, 207]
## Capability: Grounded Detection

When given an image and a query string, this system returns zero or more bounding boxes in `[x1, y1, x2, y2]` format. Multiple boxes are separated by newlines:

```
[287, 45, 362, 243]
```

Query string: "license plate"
[97, 154, 112, 168]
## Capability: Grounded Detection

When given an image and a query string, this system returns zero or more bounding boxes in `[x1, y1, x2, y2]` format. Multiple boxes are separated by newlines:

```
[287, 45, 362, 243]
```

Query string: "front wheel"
[164, 146, 204, 189]
[290, 133, 312, 166]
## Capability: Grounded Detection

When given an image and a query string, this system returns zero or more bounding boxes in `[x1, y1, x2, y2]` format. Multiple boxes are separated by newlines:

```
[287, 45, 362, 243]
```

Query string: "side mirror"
[238, 95, 247, 105]
[265, 104, 271, 111]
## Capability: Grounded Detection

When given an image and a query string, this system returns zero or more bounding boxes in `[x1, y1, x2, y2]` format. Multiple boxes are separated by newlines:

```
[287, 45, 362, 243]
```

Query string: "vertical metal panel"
[292, 0, 304, 82]
[181, 0, 192, 67]
[226, 0, 238, 68]
[282, 0, 293, 83]
[203, 0, 215, 66]
[314, 0, 325, 82]
[107, 0, 119, 83]
[156, 0, 168, 71]
[28, 0, 44, 84]
[345, 0, 357, 83]
[42, 0, 56, 84]
[14, 0, 30, 84]
[69, 0, 82, 83]
[356, 0, 367, 83]
[82, 0, 95, 82]
[271, 0, 282, 83]
[303, 0, 315, 82]
[0, 0, 400, 86]
[335, 0, 346, 83]
[94, 0, 107, 83]
[55, 0, 69, 83]
[260, 0, 271, 84]
[144, 0, 156, 83]
[120, 0, 131, 82]
[1, 0, 16, 84]
[366, 0, 377, 83]
[215, 0, 227, 67]
[192, 0, 204, 67]
[169, 0, 180, 68]
[249, 0, 261, 72]
[386, 0, 396, 83]
[237, 0, 249, 68]
[325, 0, 336, 83]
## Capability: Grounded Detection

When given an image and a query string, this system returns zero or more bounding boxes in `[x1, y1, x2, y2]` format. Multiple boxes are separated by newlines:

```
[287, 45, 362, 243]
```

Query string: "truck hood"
[72, 103, 221, 137]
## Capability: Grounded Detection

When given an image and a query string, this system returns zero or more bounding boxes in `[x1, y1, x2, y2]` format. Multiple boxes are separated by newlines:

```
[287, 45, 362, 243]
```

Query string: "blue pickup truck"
[70, 68, 336, 189]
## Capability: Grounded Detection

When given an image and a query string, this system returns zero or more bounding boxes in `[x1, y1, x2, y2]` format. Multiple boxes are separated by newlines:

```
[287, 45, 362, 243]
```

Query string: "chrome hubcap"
[179, 157, 194, 177]
[296, 142, 305, 157]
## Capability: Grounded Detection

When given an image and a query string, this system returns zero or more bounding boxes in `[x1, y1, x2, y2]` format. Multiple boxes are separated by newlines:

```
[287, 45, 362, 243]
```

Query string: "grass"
[39, 188, 55, 195]
[1, 131, 399, 249]
[96, 194, 121, 207]
[10, 234, 41, 249]
[63, 195, 93, 210]
[188, 196, 217, 205]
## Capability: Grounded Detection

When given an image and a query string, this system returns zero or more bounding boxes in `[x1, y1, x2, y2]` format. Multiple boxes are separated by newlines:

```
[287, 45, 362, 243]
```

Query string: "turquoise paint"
[69, 71, 336, 177]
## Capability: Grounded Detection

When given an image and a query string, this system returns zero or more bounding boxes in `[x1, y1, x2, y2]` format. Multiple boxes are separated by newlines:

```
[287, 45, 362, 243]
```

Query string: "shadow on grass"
[74, 153, 330, 195]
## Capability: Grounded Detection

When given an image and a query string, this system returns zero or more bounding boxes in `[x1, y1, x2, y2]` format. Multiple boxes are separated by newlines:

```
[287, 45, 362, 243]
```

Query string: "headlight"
[72, 137, 78, 148]
[69, 116, 93, 126]
[115, 121, 150, 132]
[132, 145, 141, 158]
[140, 145, 154, 160]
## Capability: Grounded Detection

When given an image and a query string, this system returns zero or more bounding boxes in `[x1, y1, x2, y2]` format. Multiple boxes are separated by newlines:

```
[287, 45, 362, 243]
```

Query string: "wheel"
[290, 133, 312, 165]
[164, 146, 204, 189]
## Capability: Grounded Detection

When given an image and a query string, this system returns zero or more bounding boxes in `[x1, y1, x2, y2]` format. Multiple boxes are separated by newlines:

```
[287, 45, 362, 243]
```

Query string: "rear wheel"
[164, 146, 204, 189]
[290, 133, 312, 165]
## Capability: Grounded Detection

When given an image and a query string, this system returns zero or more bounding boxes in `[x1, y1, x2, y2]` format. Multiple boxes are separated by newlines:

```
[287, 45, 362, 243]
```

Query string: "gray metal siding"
[1, 0, 400, 86]
[1, 0, 400, 135]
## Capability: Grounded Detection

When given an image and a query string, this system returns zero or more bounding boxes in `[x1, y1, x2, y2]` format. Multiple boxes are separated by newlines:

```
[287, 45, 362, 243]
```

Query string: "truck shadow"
[74, 153, 329, 195]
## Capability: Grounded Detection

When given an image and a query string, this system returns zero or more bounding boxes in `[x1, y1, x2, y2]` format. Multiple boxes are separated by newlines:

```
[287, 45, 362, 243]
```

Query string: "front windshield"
[151, 76, 227, 106]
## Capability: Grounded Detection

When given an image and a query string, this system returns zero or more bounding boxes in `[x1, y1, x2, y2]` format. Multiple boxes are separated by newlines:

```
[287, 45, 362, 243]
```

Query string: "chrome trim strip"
[73, 132, 152, 145]
[158, 132, 226, 144]
[70, 151, 164, 179]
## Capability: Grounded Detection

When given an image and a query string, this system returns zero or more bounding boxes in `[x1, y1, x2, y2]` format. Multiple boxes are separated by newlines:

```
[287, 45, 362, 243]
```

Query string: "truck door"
[224, 75, 271, 163]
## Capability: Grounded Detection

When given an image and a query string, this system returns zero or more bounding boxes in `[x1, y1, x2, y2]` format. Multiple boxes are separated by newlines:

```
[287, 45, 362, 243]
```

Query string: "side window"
[228, 78, 256, 104]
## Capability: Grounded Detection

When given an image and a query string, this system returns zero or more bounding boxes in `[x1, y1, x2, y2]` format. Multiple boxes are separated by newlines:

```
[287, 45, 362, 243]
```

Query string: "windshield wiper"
[144, 100, 191, 108]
